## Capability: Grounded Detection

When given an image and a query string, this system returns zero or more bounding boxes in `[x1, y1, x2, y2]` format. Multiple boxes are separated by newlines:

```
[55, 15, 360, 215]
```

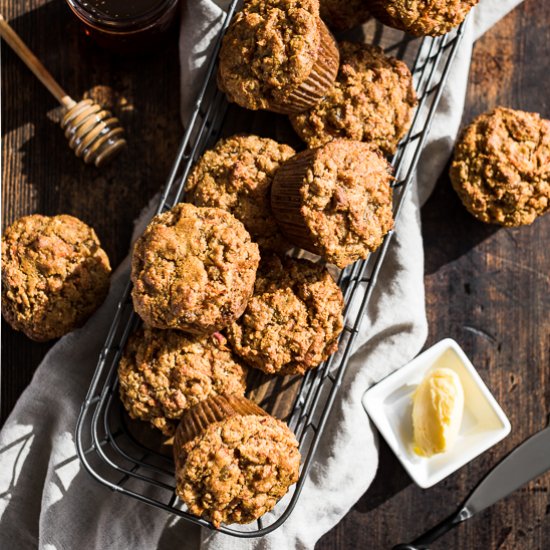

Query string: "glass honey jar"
[65, 0, 179, 54]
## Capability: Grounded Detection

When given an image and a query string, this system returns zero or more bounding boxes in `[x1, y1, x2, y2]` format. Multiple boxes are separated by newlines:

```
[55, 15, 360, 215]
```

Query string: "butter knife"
[393, 423, 550, 550]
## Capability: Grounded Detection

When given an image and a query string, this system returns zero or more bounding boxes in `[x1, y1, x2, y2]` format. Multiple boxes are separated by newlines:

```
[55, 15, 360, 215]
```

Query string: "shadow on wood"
[352, 437, 412, 514]
[421, 163, 499, 275]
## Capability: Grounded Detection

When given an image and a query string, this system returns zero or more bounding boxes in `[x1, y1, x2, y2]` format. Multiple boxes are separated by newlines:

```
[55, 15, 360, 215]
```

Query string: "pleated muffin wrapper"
[173, 394, 269, 469]
[270, 148, 326, 256]
[267, 19, 340, 115]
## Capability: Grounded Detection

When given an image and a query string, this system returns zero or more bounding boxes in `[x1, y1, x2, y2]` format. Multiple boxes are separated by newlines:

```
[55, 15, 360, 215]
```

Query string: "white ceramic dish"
[362, 338, 511, 488]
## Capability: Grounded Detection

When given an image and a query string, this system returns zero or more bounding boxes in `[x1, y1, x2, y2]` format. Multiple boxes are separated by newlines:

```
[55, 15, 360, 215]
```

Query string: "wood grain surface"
[1, 1, 549, 549]
[317, 1, 550, 549]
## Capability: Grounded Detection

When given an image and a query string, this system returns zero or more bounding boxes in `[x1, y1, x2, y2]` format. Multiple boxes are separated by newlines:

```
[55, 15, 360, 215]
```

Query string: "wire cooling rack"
[75, 2, 466, 538]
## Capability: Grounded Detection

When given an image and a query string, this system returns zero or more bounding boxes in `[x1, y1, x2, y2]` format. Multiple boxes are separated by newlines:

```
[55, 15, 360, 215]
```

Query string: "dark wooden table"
[2, 1, 549, 549]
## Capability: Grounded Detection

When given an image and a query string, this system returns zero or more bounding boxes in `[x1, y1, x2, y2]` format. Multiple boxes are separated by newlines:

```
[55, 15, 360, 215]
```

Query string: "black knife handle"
[392, 508, 472, 550]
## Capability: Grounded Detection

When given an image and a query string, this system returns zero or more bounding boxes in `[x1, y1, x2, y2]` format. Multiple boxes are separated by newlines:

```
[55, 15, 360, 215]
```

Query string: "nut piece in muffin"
[118, 326, 247, 436]
[186, 135, 295, 252]
[174, 394, 300, 527]
[227, 254, 344, 375]
[365, 0, 478, 36]
[320, 0, 370, 31]
[450, 107, 550, 227]
[271, 139, 394, 268]
[2, 214, 111, 341]
[290, 42, 417, 154]
[131, 203, 260, 334]
[218, 0, 340, 114]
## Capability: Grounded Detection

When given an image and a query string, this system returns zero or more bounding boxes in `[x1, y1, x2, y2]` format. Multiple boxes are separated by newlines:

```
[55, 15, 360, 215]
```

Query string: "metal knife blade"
[393, 424, 550, 550]
[463, 424, 550, 515]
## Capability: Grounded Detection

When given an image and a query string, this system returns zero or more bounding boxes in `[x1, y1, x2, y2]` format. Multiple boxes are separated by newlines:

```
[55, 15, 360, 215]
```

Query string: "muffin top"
[274, 140, 394, 267]
[367, 0, 478, 36]
[320, 0, 370, 31]
[118, 327, 247, 436]
[174, 396, 300, 527]
[218, 0, 322, 110]
[131, 203, 260, 334]
[2, 214, 111, 341]
[186, 135, 295, 252]
[450, 107, 550, 227]
[290, 42, 417, 154]
[227, 254, 344, 375]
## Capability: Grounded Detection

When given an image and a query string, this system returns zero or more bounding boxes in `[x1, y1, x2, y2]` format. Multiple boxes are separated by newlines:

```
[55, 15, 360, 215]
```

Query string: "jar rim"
[66, 0, 179, 30]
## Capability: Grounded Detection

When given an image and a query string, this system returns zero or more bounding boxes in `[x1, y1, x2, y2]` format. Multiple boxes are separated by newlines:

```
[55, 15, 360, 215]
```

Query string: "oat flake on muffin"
[2, 214, 111, 341]
[186, 135, 295, 252]
[131, 203, 259, 334]
[450, 107, 550, 227]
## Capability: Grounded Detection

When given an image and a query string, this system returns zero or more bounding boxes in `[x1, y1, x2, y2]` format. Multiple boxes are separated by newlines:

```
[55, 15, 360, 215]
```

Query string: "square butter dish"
[362, 338, 511, 488]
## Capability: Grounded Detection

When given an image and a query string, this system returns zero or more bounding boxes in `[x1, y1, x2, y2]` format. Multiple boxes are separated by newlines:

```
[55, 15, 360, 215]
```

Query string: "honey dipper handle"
[0, 14, 74, 108]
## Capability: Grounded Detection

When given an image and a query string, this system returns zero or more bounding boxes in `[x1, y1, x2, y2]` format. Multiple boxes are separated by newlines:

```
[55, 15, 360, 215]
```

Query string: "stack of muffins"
[116, 0, 488, 529]
[123, 179, 345, 526]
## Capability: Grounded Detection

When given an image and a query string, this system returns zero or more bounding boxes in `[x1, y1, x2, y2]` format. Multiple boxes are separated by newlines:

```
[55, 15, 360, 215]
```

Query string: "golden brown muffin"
[118, 326, 247, 436]
[271, 139, 394, 268]
[366, 0, 478, 36]
[320, 0, 370, 31]
[450, 107, 550, 227]
[290, 41, 417, 154]
[1, 214, 111, 341]
[218, 0, 339, 114]
[131, 203, 260, 334]
[226, 254, 344, 375]
[186, 135, 295, 252]
[174, 394, 300, 527]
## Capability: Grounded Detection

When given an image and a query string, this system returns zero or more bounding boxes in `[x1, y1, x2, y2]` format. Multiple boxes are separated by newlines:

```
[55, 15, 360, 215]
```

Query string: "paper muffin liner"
[174, 394, 268, 461]
[270, 148, 326, 255]
[268, 19, 340, 115]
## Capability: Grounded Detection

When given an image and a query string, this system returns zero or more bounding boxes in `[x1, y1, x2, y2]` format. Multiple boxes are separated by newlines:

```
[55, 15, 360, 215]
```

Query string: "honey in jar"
[65, 0, 179, 53]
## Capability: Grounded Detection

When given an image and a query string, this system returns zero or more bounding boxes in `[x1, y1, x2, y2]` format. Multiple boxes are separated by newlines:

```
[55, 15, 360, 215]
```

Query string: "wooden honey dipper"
[0, 14, 126, 167]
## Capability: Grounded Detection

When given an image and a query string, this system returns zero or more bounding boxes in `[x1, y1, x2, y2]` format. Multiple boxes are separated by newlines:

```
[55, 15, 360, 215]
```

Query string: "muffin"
[174, 394, 300, 527]
[365, 0, 478, 36]
[2, 214, 111, 341]
[271, 139, 394, 267]
[218, 0, 340, 114]
[450, 107, 550, 227]
[320, 0, 370, 32]
[226, 254, 344, 375]
[290, 41, 417, 154]
[118, 326, 247, 437]
[131, 203, 260, 334]
[186, 135, 295, 252]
